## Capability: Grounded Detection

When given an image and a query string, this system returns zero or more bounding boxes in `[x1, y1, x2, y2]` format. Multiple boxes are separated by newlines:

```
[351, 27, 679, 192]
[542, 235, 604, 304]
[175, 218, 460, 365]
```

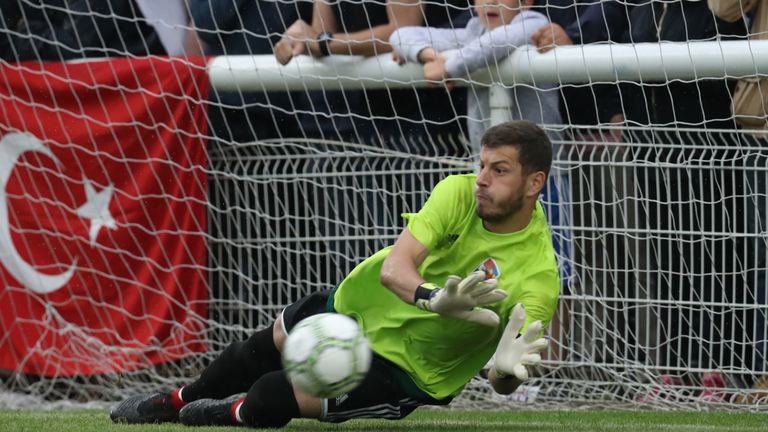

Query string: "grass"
[1, 408, 766, 432]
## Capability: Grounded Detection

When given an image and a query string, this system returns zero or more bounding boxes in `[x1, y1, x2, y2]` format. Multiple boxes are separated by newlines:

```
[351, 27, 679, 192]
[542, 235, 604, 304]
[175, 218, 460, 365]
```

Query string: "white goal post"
[208, 40, 768, 91]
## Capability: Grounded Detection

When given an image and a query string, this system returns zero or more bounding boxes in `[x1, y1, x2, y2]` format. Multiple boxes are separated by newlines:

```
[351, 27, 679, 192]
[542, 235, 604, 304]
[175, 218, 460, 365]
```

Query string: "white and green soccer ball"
[282, 313, 372, 398]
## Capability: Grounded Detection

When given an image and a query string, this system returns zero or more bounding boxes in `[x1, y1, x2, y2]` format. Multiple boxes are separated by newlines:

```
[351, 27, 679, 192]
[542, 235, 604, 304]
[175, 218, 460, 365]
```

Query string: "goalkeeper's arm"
[489, 303, 548, 394]
[379, 228, 430, 303]
[380, 228, 507, 327]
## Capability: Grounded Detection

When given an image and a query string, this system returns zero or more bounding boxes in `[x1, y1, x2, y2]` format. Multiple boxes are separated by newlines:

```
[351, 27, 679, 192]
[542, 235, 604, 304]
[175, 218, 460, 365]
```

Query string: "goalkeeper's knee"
[183, 323, 281, 401]
[239, 371, 299, 428]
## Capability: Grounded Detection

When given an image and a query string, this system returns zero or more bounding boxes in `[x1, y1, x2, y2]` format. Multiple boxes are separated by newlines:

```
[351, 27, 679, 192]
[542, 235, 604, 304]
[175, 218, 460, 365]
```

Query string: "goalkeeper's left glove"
[415, 271, 507, 327]
[491, 303, 548, 380]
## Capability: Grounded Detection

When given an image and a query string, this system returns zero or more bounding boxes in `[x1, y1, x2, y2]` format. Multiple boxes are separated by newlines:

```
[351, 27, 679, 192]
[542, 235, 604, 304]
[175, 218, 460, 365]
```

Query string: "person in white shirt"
[389, 0, 561, 149]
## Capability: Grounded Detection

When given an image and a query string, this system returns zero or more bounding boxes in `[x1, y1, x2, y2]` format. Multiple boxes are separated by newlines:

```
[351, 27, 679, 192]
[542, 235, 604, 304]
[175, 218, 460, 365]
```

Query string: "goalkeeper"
[110, 120, 560, 427]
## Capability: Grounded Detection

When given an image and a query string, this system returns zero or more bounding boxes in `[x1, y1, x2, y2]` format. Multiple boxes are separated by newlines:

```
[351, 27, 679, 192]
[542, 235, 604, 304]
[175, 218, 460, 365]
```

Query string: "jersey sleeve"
[389, 26, 468, 63]
[517, 270, 560, 331]
[444, 12, 549, 79]
[402, 175, 472, 251]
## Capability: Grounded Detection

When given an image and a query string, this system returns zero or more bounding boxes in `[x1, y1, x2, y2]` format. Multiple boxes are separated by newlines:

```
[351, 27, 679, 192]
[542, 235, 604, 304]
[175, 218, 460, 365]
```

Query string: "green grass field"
[1, 408, 766, 432]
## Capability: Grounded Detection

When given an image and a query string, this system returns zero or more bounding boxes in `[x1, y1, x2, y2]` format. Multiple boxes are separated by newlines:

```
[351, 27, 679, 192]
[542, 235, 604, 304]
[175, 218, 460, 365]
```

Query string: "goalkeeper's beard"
[476, 189, 524, 223]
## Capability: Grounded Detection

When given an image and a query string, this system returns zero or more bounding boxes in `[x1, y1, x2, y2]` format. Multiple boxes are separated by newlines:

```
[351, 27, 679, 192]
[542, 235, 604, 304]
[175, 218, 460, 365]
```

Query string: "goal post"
[207, 40, 768, 91]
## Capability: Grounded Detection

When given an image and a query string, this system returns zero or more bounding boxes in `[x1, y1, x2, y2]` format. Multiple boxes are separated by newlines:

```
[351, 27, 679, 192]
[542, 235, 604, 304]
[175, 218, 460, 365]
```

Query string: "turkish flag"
[0, 57, 209, 376]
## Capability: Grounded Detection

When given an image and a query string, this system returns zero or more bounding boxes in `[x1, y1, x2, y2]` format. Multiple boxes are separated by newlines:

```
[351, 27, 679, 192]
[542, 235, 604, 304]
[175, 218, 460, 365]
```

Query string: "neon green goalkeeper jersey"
[333, 174, 560, 400]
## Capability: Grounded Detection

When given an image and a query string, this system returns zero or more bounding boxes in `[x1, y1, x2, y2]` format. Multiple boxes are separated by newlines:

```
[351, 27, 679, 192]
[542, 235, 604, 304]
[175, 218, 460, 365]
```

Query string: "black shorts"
[280, 289, 451, 422]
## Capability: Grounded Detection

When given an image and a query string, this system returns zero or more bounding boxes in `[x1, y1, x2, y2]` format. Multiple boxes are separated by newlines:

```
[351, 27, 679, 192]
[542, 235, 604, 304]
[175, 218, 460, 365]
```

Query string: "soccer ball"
[282, 313, 372, 398]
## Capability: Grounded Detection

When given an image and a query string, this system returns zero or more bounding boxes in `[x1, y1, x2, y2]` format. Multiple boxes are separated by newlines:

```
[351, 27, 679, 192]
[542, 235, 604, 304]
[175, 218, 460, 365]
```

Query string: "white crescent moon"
[0, 132, 76, 294]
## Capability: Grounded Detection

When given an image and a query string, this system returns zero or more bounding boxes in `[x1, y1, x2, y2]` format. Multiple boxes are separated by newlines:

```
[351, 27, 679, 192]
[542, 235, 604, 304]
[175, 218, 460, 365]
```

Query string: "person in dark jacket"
[190, 0, 312, 141]
[0, 0, 165, 61]
[622, 0, 746, 128]
[531, 0, 629, 130]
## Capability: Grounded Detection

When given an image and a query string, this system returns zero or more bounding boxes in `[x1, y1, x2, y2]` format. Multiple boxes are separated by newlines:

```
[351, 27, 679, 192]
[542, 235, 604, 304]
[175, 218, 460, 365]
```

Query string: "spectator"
[274, 0, 469, 152]
[190, 0, 312, 142]
[528, 0, 637, 367]
[622, 1, 746, 129]
[0, 0, 166, 62]
[710, 0, 768, 130]
[135, 0, 198, 57]
[389, 0, 562, 150]
[621, 0, 749, 401]
[530, 0, 629, 133]
[709, 0, 768, 402]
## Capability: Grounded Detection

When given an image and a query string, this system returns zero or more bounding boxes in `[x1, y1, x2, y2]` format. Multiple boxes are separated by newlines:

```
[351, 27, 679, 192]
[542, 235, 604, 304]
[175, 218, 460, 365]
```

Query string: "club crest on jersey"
[476, 258, 500, 279]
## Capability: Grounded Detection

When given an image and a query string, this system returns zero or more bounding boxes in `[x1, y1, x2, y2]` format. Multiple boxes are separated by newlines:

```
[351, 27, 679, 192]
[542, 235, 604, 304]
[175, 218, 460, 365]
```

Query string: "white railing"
[207, 40, 768, 91]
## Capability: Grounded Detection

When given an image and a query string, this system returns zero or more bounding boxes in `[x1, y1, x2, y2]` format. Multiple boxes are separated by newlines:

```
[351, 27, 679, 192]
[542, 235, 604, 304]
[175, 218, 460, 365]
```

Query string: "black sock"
[182, 323, 281, 401]
[240, 370, 300, 428]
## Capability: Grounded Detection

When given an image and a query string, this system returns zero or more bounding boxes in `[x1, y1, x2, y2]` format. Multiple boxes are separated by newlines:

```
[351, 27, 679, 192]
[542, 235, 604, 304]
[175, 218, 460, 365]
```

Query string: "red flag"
[0, 57, 209, 376]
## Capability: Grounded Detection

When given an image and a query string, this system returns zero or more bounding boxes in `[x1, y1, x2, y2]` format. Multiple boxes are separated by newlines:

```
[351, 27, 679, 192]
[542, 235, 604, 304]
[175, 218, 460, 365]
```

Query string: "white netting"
[0, 0, 767, 412]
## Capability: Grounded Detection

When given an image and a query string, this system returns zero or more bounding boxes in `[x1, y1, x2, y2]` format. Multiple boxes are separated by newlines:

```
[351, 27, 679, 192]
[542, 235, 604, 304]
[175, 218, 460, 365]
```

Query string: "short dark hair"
[480, 120, 552, 177]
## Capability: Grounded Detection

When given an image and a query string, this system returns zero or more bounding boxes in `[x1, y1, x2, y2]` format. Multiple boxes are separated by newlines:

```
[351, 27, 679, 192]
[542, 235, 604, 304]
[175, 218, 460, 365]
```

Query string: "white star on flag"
[76, 180, 117, 245]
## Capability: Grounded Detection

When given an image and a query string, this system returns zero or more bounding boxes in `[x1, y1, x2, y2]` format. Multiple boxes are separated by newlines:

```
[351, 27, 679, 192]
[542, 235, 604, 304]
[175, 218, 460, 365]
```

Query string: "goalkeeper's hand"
[492, 303, 548, 380]
[415, 271, 507, 327]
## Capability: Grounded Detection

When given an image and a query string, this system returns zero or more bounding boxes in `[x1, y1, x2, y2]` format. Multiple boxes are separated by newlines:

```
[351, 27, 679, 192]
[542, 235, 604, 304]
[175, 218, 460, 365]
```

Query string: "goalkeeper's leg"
[182, 287, 333, 401]
[178, 355, 452, 428]
[175, 290, 337, 427]
[182, 322, 282, 400]
[110, 289, 332, 424]
[179, 370, 302, 427]
[173, 289, 453, 427]
[110, 323, 281, 424]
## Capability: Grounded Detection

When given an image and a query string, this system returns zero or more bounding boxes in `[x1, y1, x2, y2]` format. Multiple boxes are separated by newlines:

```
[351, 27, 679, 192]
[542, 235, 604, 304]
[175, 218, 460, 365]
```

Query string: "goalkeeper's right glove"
[491, 303, 548, 380]
[414, 271, 507, 327]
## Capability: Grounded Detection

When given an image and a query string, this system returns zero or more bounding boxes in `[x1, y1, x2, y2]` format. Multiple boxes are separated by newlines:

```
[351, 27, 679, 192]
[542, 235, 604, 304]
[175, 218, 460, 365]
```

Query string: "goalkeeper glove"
[492, 303, 548, 380]
[414, 271, 507, 327]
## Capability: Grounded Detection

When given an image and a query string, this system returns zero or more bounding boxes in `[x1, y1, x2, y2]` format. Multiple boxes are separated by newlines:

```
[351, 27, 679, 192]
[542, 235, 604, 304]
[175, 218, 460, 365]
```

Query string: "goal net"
[0, 0, 766, 411]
